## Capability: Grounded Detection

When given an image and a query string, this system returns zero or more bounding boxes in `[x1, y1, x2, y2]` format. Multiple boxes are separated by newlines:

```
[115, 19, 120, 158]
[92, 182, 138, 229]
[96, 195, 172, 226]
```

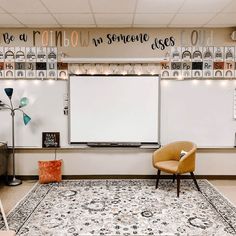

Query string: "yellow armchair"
[152, 141, 200, 197]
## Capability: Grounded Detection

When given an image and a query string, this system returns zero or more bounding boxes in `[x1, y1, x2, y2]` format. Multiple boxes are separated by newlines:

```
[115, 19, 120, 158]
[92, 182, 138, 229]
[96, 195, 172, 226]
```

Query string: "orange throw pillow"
[38, 160, 62, 184]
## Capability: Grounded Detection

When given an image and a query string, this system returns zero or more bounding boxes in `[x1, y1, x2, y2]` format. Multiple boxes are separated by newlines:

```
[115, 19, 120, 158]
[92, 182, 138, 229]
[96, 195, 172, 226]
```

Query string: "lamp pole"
[8, 108, 22, 186]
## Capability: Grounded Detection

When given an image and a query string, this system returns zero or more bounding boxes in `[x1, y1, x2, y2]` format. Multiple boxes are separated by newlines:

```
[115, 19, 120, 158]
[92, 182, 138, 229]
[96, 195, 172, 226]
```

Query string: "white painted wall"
[10, 149, 236, 176]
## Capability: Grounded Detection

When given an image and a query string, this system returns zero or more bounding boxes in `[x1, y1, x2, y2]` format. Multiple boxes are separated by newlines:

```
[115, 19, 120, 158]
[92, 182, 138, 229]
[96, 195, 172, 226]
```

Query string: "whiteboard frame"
[68, 75, 161, 146]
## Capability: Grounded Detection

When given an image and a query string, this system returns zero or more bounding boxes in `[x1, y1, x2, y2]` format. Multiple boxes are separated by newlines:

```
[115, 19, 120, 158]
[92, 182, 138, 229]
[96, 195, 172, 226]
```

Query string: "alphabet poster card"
[160, 52, 171, 79]
[181, 47, 192, 78]
[214, 46, 224, 78]
[36, 47, 47, 78]
[192, 47, 203, 78]
[57, 62, 68, 79]
[47, 47, 57, 79]
[4, 47, 15, 78]
[203, 47, 213, 78]
[224, 46, 234, 78]
[26, 47, 36, 78]
[160, 62, 171, 78]
[15, 47, 26, 78]
[171, 47, 181, 78]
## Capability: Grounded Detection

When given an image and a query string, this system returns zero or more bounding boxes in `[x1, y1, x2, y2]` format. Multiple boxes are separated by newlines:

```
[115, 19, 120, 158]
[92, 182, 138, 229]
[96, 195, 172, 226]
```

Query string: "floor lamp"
[0, 88, 31, 186]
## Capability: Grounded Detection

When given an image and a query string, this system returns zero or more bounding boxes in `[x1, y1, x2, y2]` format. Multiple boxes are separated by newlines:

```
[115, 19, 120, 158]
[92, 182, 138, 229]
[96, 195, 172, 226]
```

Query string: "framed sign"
[42, 132, 60, 148]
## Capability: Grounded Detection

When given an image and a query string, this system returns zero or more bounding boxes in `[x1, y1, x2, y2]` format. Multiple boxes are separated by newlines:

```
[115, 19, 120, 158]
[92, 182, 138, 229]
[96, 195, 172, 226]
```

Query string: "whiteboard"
[69, 76, 160, 144]
[0, 80, 68, 147]
[161, 80, 236, 147]
[1, 78, 235, 148]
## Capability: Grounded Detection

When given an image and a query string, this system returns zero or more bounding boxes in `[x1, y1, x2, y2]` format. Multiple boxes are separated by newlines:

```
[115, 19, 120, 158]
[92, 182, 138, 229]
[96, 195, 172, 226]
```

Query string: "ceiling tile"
[0, 7, 5, 13]
[169, 24, 205, 28]
[0, 14, 22, 25]
[95, 14, 133, 25]
[0, 0, 48, 13]
[136, 0, 185, 13]
[0, 24, 23, 27]
[207, 13, 236, 25]
[13, 13, 58, 25]
[25, 24, 60, 28]
[96, 24, 132, 28]
[0, 0, 234, 28]
[179, 0, 232, 13]
[61, 24, 96, 28]
[222, 0, 236, 13]
[134, 14, 173, 25]
[204, 24, 236, 28]
[54, 14, 94, 24]
[134, 24, 167, 28]
[170, 13, 215, 25]
[90, 0, 136, 13]
[41, 0, 91, 13]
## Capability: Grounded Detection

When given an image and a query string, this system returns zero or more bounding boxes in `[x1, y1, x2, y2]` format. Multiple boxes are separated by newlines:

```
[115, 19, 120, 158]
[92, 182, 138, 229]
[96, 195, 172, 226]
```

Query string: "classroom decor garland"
[161, 46, 236, 79]
[0, 46, 68, 80]
[0, 46, 236, 80]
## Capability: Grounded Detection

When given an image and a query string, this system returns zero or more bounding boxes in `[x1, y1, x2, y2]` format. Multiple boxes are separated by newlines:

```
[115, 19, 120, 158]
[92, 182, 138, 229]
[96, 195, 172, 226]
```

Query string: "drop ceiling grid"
[0, 0, 234, 28]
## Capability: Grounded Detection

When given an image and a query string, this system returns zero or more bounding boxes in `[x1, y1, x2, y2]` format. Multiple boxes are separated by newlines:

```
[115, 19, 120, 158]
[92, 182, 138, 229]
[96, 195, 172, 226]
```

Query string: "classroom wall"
[1, 27, 236, 176]
[0, 28, 235, 58]
[9, 148, 236, 176]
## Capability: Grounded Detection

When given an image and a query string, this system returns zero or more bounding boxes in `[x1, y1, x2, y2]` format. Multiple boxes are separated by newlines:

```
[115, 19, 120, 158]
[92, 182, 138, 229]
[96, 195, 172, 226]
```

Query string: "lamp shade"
[4, 88, 13, 99]
[23, 113, 31, 125]
[19, 97, 29, 108]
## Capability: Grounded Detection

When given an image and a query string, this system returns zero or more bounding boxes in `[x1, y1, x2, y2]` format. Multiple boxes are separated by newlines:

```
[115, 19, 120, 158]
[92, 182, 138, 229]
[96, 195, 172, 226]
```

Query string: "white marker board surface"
[0, 80, 68, 147]
[161, 80, 236, 147]
[1, 79, 235, 148]
[69, 76, 160, 144]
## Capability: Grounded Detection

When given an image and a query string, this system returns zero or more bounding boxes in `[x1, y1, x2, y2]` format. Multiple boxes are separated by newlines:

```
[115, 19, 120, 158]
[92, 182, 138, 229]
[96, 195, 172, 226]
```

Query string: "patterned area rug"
[1, 179, 236, 235]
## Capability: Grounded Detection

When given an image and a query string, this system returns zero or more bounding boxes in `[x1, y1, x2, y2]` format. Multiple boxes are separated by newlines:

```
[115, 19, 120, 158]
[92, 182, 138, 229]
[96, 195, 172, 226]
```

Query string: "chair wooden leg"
[173, 174, 176, 183]
[177, 174, 180, 197]
[190, 172, 201, 192]
[156, 170, 161, 189]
